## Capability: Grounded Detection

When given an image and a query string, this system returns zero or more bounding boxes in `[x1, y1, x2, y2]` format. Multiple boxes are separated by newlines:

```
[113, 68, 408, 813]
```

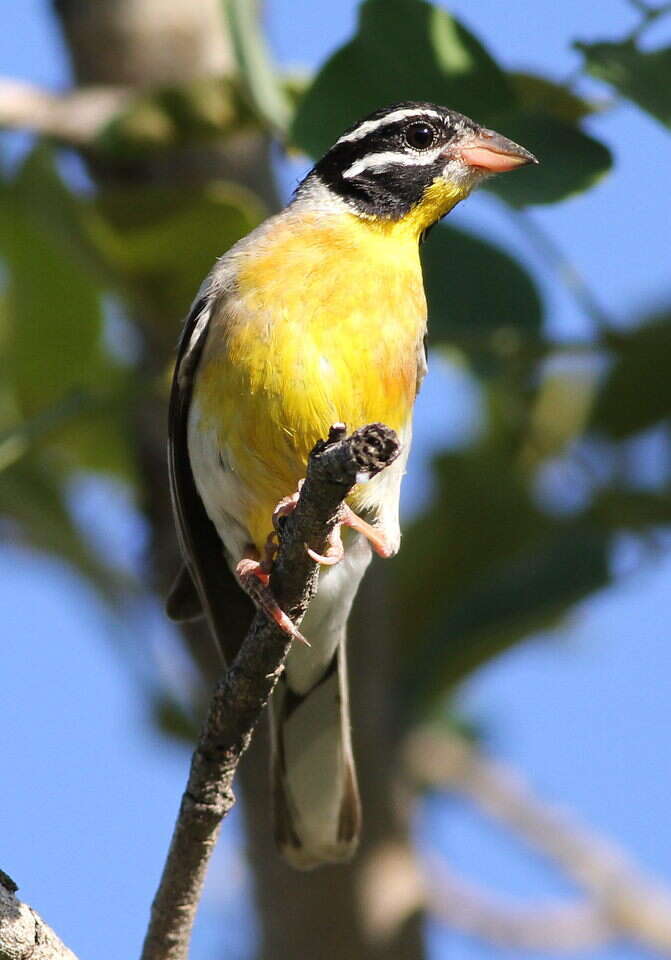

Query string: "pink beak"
[460, 128, 538, 173]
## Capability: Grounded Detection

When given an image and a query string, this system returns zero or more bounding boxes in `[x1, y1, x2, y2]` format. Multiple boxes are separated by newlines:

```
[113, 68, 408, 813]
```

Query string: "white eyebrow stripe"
[342, 146, 444, 179]
[335, 108, 444, 145]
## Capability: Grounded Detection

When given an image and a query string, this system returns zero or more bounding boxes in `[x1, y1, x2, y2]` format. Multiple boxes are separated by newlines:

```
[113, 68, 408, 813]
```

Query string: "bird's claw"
[306, 525, 345, 566]
[272, 479, 304, 533]
[304, 504, 394, 567]
[272, 479, 345, 565]
[236, 556, 309, 646]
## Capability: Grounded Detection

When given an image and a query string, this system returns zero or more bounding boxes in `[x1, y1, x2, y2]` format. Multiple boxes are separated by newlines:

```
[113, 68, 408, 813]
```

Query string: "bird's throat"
[369, 176, 469, 241]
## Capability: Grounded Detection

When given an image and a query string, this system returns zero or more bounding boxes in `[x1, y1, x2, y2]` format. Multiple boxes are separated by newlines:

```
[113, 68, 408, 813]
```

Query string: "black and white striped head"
[296, 101, 537, 224]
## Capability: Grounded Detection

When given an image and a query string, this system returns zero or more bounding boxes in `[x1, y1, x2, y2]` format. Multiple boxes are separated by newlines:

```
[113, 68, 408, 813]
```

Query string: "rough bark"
[50, 2, 426, 958]
[0, 872, 78, 960]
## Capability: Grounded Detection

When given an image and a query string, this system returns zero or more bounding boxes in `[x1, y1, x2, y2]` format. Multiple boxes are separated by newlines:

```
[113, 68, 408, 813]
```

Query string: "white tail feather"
[271, 639, 360, 868]
[270, 534, 371, 869]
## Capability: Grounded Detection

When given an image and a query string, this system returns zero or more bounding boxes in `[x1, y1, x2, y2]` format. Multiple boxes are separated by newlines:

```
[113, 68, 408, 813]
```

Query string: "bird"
[167, 101, 537, 869]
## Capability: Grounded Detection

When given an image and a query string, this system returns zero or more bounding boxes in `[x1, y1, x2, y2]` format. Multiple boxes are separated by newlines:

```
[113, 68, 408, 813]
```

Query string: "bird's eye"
[405, 122, 436, 150]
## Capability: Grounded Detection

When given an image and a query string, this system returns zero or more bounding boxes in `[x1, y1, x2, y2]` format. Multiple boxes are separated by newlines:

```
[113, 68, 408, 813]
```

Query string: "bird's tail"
[270, 634, 361, 869]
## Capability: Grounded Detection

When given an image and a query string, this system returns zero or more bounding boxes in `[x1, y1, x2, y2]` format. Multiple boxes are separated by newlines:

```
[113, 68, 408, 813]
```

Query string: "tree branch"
[0, 76, 253, 152]
[405, 728, 671, 953]
[0, 78, 130, 144]
[428, 867, 612, 952]
[0, 870, 78, 960]
[140, 422, 400, 960]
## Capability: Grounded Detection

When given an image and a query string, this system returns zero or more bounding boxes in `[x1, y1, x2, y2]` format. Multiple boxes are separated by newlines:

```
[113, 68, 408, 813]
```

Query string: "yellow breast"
[193, 208, 426, 551]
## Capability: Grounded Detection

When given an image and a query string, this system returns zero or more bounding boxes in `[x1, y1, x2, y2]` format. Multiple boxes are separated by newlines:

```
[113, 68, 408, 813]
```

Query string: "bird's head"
[297, 101, 538, 237]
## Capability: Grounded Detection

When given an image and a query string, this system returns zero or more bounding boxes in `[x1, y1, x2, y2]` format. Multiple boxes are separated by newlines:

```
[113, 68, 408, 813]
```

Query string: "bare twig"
[140, 423, 400, 960]
[428, 867, 612, 952]
[405, 728, 671, 954]
[0, 76, 252, 151]
[0, 870, 78, 960]
[0, 78, 130, 144]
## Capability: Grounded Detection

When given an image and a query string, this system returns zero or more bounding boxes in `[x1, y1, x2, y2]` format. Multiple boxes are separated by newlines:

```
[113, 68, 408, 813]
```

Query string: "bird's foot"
[271, 479, 342, 565]
[269, 479, 394, 568]
[340, 504, 396, 558]
[272, 480, 304, 534]
[236, 554, 309, 646]
[306, 525, 345, 566]
[307, 504, 395, 565]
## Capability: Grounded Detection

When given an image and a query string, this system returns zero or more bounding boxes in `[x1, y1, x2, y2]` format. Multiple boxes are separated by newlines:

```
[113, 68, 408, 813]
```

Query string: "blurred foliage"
[422, 224, 543, 344]
[0, 145, 260, 586]
[592, 314, 671, 438]
[396, 399, 612, 707]
[97, 78, 256, 157]
[90, 181, 263, 326]
[224, 0, 293, 135]
[576, 36, 671, 129]
[1, 0, 670, 724]
[291, 0, 612, 206]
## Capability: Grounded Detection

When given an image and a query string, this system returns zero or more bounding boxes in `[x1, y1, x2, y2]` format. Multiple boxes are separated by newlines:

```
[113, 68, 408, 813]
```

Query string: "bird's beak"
[459, 128, 538, 173]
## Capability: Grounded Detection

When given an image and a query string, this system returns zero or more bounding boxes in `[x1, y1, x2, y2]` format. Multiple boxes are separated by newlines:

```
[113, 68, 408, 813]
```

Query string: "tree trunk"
[51, 2, 424, 956]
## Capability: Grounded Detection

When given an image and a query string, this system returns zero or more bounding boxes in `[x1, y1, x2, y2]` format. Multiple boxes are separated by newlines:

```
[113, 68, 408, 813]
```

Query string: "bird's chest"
[193, 217, 426, 515]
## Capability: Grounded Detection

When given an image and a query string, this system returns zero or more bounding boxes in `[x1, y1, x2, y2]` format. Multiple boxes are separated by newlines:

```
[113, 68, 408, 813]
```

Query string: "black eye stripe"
[301, 101, 480, 219]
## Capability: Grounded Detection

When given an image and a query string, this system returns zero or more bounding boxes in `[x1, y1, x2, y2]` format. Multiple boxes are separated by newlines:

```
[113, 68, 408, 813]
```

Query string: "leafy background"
[1, 0, 671, 958]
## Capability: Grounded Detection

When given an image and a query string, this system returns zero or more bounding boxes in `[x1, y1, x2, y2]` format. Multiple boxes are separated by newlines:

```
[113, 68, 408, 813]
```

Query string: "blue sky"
[2, 2, 671, 959]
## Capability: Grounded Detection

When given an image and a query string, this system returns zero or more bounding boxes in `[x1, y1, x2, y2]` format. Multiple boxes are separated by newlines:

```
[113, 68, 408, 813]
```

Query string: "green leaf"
[394, 446, 611, 710]
[0, 185, 105, 414]
[422, 223, 543, 343]
[0, 150, 135, 481]
[153, 694, 199, 743]
[0, 390, 89, 473]
[591, 314, 671, 438]
[291, 0, 513, 158]
[99, 78, 257, 157]
[400, 520, 610, 707]
[524, 370, 596, 464]
[0, 455, 128, 597]
[510, 72, 599, 124]
[57, 383, 137, 481]
[8, 147, 109, 282]
[89, 182, 264, 324]
[291, 0, 612, 206]
[590, 489, 671, 528]
[223, 0, 292, 135]
[576, 38, 671, 129]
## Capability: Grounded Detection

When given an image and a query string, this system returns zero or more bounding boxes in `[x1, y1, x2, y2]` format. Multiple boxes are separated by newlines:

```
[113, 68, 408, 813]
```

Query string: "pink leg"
[340, 504, 395, 558]
[236, 554, 309, 646]
[306, 505, 395, 565]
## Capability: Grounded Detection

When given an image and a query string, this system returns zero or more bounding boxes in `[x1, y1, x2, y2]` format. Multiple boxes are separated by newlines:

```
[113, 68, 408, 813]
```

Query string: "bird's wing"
[167, 294, 254, 663]
[417, 331, 428, 394]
